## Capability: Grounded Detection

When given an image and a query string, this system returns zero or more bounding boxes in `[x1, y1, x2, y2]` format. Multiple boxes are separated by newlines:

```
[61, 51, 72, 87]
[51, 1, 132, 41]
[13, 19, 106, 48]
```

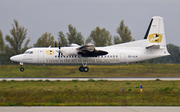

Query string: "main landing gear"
[79, 66, 89, 72]
[79, 58, 89, 72]
[20, 62, 24, 72]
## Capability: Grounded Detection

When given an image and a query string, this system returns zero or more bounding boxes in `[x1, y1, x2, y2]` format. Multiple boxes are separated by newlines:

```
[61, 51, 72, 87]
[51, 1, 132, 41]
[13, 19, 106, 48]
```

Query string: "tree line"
[0, 19, 179, 65]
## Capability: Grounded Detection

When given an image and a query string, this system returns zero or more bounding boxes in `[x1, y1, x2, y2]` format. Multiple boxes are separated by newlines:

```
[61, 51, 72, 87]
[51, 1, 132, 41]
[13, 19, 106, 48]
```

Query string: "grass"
[0, 64, 180, 106]
[1, 64, 180, 77]
[0, 80, 180, 106]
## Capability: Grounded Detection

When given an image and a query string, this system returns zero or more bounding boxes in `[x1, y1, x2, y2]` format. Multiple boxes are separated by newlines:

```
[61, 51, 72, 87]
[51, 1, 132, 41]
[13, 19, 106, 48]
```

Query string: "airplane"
[10, 16, 170, 72]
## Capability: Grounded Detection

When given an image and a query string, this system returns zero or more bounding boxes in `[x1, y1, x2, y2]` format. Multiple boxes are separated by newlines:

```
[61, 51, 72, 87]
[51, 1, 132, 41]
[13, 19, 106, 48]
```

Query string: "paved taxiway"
[0, 77, 180, 81]
[1, 106, 180, 112]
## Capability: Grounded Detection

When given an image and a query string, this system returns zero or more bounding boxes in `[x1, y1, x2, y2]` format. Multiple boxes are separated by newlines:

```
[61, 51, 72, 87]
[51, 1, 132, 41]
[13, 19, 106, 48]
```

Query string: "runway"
[1, 77, 180, 81]
[1, 106, 180, 112]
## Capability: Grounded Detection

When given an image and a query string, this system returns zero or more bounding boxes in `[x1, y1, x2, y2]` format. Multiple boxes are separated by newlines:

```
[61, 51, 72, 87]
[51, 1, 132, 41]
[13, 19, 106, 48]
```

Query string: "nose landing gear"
[20, 67, 24, 72]
[20, 62, 24, 72]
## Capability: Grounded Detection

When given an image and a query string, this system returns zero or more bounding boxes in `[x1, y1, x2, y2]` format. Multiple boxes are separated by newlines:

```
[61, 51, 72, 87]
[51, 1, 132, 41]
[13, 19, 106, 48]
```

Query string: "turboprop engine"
[77, 43, 95, 52]
[56, 43, 107, 57]
[57, 47, 79, 56]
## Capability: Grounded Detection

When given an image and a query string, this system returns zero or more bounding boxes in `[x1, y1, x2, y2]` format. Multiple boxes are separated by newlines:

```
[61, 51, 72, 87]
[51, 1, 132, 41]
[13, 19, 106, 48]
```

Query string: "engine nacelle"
[58, 47, 78, 56]
[77, 43, 95, 52]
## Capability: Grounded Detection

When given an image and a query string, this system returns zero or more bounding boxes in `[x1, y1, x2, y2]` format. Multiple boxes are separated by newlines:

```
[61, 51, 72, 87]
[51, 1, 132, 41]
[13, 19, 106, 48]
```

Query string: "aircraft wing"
[77, 43, 108, 57]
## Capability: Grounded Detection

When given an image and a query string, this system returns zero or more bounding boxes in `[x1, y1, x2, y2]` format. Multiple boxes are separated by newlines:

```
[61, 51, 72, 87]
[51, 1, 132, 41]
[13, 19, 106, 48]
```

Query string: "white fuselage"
[10, 16, 170, 68]
[10, 44, 168, 65]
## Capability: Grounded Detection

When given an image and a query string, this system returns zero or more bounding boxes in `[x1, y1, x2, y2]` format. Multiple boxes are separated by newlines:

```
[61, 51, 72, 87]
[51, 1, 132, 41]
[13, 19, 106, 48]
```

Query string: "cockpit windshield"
[24, 51, 33, 54]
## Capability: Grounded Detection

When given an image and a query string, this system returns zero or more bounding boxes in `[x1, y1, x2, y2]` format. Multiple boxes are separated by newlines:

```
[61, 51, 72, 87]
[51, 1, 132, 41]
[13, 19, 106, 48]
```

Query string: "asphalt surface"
[1, 77, 180, 81]
[1, 106, 180, 112]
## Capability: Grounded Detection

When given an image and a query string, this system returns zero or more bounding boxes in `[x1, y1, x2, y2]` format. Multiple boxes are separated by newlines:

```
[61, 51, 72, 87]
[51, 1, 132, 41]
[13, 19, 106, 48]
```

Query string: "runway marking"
[1, 77, 180, 81]
[1, 106, 180, 112]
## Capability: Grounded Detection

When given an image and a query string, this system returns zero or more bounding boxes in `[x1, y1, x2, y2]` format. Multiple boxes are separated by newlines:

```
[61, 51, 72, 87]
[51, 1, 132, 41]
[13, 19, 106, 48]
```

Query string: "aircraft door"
[38, 50, 44, 63]
[120, 53, 126, 62]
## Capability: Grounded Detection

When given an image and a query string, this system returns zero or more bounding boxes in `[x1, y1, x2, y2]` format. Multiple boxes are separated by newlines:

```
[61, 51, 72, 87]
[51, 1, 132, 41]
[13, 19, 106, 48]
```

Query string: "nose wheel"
[20, 62, 24, 72]
[79, 66, 89, 72]
[20, 67, 24, 72]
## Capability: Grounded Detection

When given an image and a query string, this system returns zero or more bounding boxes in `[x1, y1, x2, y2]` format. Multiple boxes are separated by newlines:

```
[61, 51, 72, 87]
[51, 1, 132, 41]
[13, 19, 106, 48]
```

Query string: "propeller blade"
[55, 41, 57, 47]
[58, 41, 61, 58]
[59, 41, 61, 49]
[58, 52, 60, 58]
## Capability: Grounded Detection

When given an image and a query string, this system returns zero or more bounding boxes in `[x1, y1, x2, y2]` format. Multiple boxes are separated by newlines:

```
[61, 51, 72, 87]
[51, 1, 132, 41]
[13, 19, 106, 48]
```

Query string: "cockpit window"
[24, 51, 33, 54]
[24, 51, 29, 54]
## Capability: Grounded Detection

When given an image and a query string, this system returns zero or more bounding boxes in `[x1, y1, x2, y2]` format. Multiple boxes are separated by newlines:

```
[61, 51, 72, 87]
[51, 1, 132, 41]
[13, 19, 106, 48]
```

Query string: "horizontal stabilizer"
[146, 45, 160, 49]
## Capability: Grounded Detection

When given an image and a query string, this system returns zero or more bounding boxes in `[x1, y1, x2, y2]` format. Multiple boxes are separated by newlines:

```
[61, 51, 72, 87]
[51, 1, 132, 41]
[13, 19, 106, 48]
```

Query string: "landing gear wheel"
[20, 67, 24, 72]
[80, 57, 89, 72]
[84, 67, 89, 72]
[79, 66, 84, 72]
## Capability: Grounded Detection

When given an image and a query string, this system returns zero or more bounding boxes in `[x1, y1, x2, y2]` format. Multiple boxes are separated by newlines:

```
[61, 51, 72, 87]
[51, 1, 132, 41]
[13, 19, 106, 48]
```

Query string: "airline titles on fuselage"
[46, 57, 121, 63]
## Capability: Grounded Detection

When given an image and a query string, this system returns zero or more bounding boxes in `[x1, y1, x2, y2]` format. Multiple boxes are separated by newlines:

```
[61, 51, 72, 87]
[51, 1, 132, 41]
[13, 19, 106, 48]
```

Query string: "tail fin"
[144, 16, 166, 49]
[144, 16, 170, 56]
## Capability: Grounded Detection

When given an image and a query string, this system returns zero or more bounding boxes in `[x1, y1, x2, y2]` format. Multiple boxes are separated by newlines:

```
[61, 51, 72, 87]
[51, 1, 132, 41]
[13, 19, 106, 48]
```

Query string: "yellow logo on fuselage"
[46, 50, 54, 55]
[148, 33, 163, 43]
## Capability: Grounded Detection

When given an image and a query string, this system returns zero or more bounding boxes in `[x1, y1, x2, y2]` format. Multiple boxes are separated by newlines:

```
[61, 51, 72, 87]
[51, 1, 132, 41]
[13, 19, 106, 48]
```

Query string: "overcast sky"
[0, 0, 179, 47]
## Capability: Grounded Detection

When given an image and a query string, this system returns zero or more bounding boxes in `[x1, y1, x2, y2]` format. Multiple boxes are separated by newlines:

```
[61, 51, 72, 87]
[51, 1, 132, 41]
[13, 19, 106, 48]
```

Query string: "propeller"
[55, 41, 61, 58]
[59, 41, 61, 49]
[58, 41, 61, 58]
[55, 41, 57, 47]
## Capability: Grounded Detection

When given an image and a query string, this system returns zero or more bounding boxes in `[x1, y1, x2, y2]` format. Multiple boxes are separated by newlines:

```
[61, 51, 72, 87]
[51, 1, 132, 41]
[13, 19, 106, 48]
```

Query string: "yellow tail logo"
[46, 50, 54, 55]
[148, 33, 163, 43]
